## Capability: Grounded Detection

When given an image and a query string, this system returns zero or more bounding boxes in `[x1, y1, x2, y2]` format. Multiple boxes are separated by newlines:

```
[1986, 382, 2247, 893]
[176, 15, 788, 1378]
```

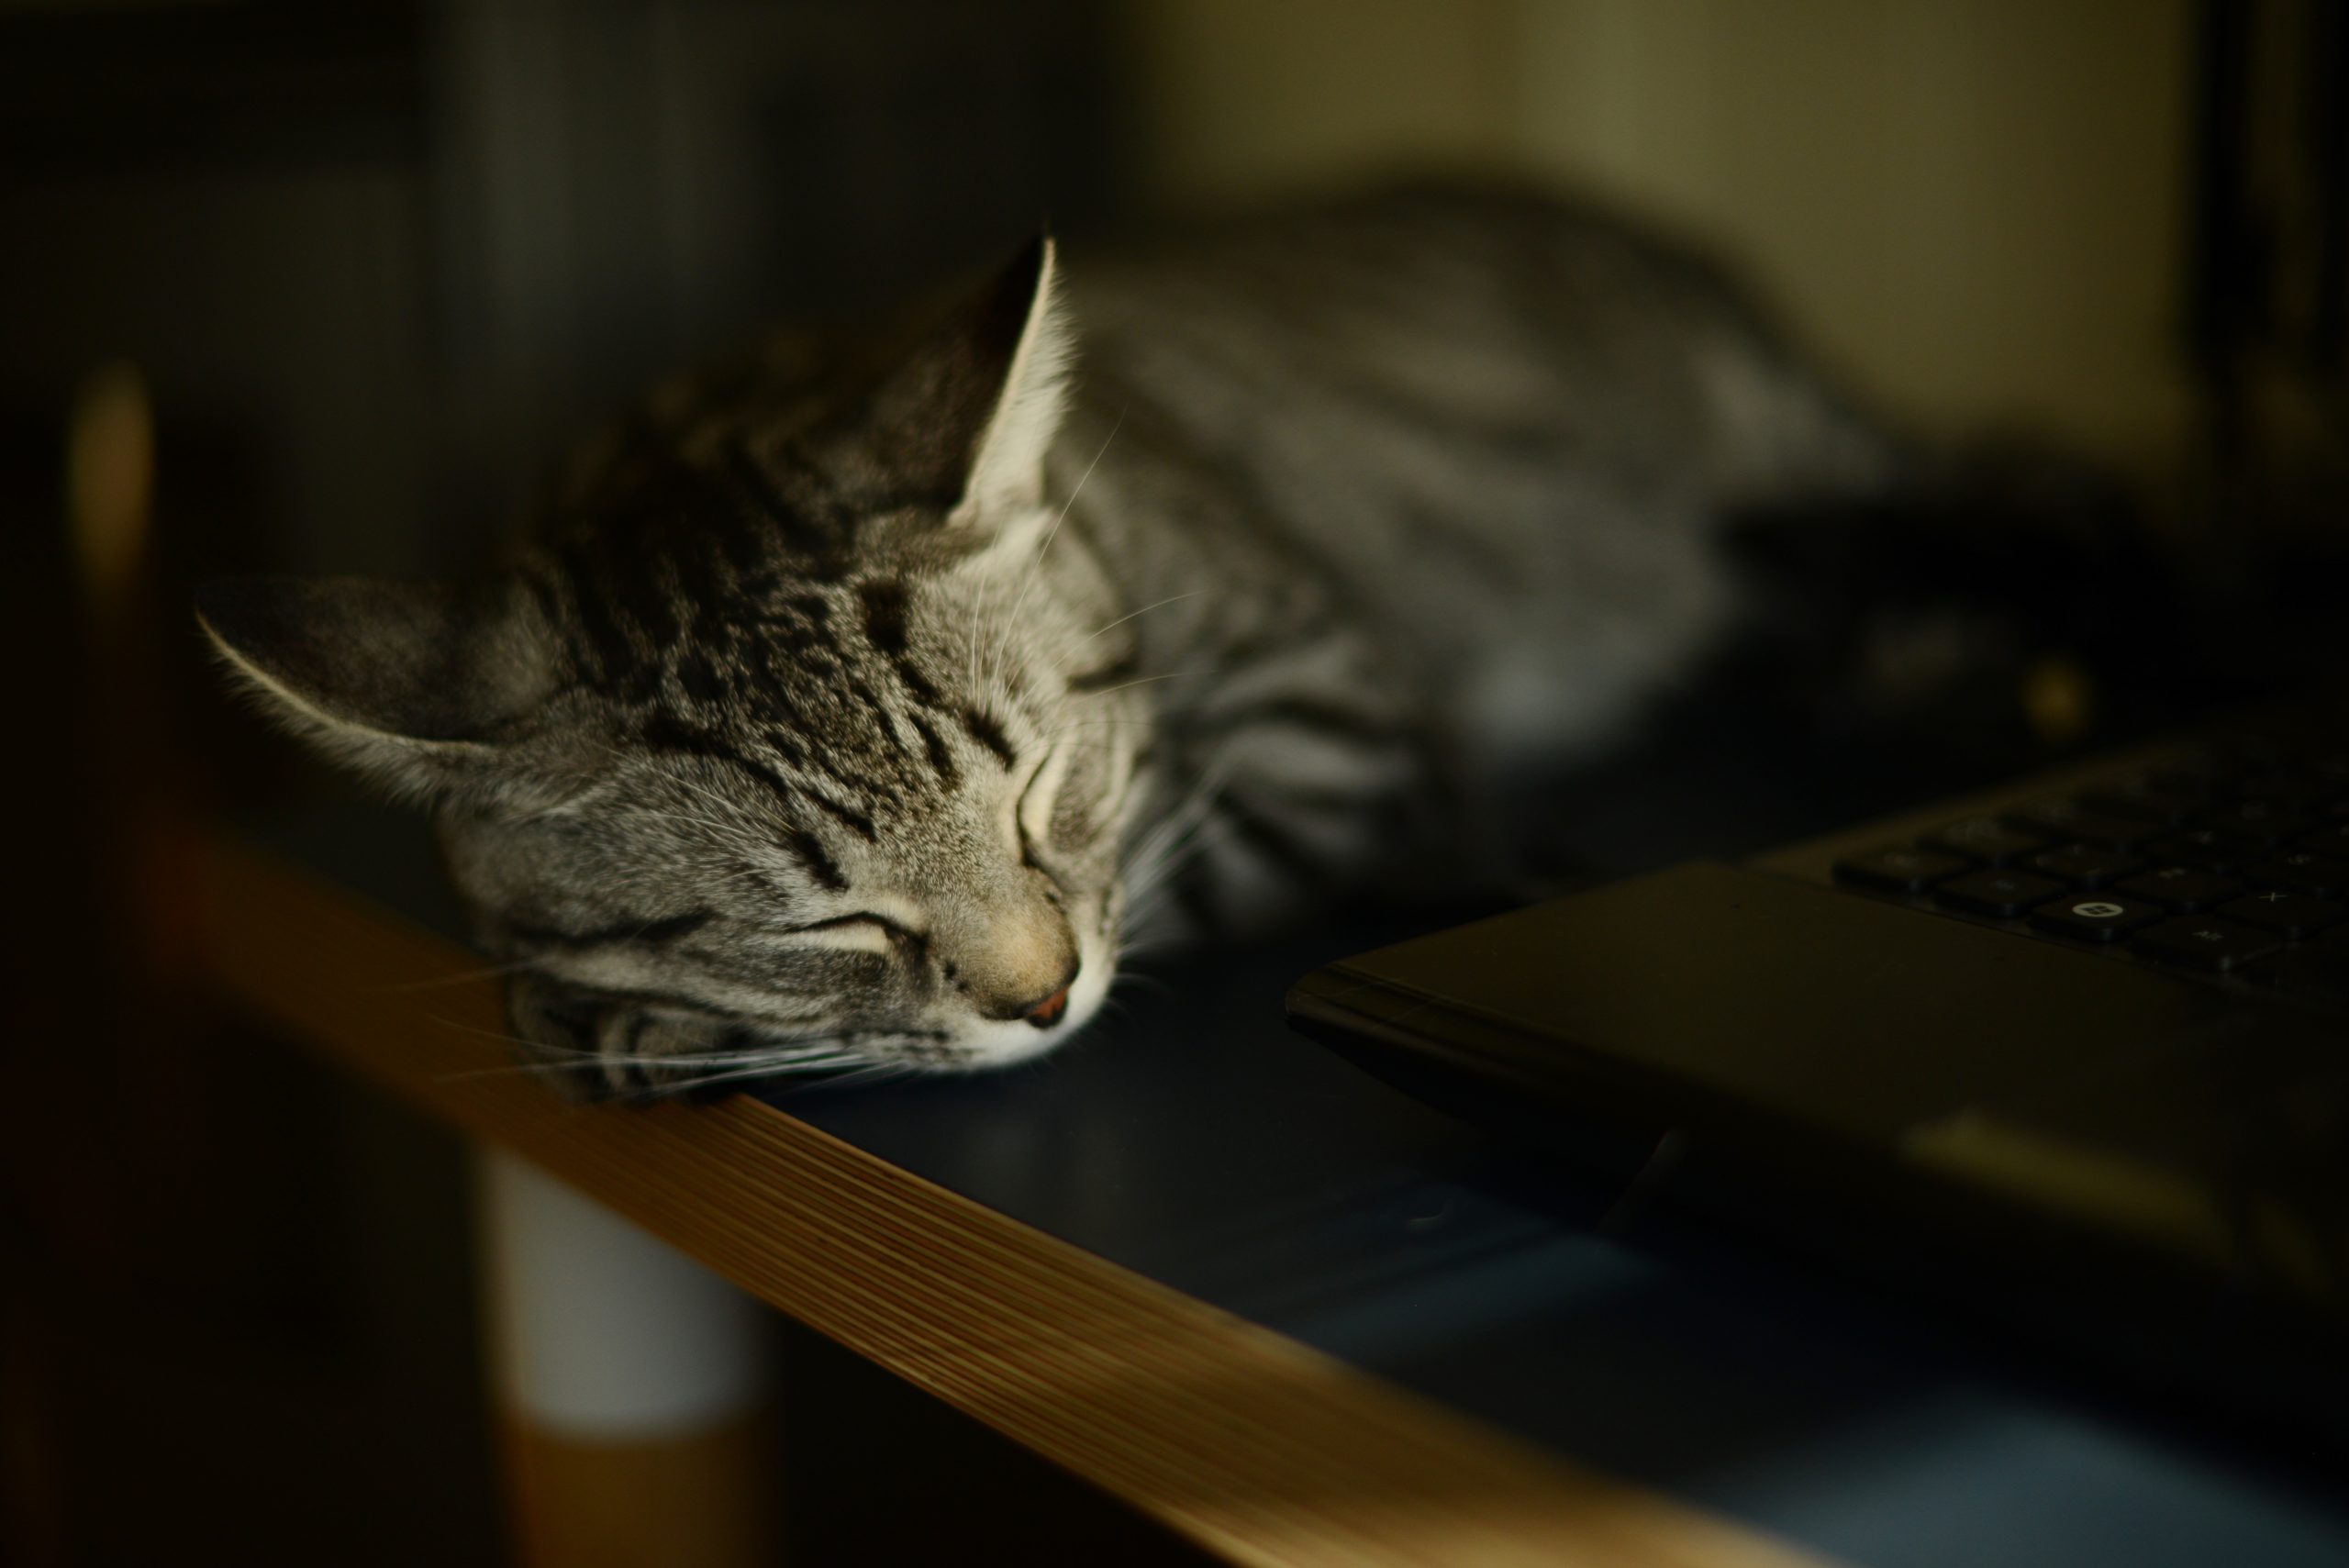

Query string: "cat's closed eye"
[777, 913, 929, 957]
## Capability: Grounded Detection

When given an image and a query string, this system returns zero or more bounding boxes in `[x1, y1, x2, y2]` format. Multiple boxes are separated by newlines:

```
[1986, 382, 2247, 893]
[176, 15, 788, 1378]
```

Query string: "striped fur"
[200, 184, 1900, 1095]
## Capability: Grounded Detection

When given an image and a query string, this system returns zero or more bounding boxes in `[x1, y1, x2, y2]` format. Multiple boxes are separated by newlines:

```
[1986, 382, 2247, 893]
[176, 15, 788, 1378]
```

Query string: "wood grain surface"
[195, 832, 1837, 1568]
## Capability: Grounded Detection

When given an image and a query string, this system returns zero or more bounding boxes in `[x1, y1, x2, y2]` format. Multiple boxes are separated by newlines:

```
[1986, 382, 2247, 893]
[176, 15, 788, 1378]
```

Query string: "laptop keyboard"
[1831, 724, 2349, 1006]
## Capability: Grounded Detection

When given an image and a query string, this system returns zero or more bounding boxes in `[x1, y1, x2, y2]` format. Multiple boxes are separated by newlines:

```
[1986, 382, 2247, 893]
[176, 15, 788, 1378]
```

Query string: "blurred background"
[4, 2, 2343, 1563]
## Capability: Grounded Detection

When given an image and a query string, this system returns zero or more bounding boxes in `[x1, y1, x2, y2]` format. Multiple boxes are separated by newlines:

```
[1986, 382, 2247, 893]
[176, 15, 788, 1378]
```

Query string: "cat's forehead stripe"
[910, 711, 959, 789]
[844, 674, 906, 759]
[720, 432, 841, 563]
[857, 577, 910, 653]
[551, 541, 637, 684]
[857, 575, 949, 706]
[507, 909, 718, 952]
[805, 789, 879, 843]
[961, 706, 1017, 768]
[629, 717, 853, 891]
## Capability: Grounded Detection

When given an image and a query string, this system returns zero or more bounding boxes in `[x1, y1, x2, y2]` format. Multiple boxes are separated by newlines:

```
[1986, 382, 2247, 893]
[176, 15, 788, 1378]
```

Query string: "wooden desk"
[194, 821, 2349, 1568]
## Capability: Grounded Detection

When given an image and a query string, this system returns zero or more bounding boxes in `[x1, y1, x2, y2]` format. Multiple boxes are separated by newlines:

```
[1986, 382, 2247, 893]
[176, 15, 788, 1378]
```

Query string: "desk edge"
[195, 828, 1836, 1568]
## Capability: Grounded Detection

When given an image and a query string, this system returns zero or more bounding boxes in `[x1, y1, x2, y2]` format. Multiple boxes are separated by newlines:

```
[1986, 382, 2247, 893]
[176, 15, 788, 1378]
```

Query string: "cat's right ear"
[949, 234, 1075, 529]
[195, 573, 564, 805]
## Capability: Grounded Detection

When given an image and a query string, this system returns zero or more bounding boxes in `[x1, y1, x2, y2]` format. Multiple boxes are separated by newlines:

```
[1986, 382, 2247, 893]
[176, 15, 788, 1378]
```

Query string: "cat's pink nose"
[1022, 971, 1076, 1029]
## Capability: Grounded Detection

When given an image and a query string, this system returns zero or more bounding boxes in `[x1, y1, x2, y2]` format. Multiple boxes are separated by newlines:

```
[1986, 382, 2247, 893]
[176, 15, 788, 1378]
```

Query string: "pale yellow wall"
[1125, 0, 2198, 474]
[1127, 0, 1516, 204]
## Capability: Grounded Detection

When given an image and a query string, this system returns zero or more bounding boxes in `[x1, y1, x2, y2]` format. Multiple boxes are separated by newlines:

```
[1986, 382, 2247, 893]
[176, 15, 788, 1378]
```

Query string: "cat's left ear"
[195, 573, 568, 806]
[947, 234, 1074, 528]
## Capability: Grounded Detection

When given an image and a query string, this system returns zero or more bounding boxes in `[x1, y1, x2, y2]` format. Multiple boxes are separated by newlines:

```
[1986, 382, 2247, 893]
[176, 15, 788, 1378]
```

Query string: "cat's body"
[202, 184, 1910, 1095]
[1060, 189, 1895, 916]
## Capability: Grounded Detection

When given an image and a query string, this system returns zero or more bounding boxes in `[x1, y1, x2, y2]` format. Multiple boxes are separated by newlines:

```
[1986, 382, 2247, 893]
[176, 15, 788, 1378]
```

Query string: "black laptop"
[1288, 708, 2349, 1438]
[1288, 9, 2349, 1437]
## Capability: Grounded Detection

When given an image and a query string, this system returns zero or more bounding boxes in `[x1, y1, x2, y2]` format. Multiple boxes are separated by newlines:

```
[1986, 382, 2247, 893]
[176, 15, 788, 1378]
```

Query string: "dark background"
[5, 2, 2343, 1563]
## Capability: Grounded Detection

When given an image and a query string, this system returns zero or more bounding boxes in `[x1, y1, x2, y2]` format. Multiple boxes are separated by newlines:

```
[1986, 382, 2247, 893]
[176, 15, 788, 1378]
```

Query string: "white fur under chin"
[947, 928, 1117, 1071]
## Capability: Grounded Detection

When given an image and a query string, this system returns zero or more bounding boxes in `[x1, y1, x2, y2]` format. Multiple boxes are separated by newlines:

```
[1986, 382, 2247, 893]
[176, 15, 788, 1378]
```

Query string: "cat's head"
[201, 239, 1159, 1095]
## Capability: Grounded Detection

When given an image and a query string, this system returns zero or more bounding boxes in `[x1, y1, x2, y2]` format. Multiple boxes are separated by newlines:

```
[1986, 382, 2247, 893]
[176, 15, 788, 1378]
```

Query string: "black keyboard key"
[2147, 829, 2260, 874]
[1936, 869, 2067, 917]
[2004, 799, 2160, 849]
[2293, 821, 2349, 858]
[2113, 865, 2242, 911]
[2229, 771, 2331, 807]
[2028, 843, 2142, 887]
[2245, 851, 2349, 897]
[2217, 889, 2345, 940]
[2192, 799, 2312, 843]
[2132, 916, 2284, 972]
[1923, 816, 2047, 865]
[2081, 768, 2214, 825]
[2148, 749, 2233, 783]
[2028, 894, 2165, 942]
[2249, 940, 2349, 1004]
[1835, 846, 1969, 893]
[2206, 731, 2305, 770]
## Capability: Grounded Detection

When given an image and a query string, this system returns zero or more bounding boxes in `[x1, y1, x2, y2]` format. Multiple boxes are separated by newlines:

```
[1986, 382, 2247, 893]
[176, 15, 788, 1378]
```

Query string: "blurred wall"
[1128, 0, 2197, 476]
[0, 2, 1119, 581]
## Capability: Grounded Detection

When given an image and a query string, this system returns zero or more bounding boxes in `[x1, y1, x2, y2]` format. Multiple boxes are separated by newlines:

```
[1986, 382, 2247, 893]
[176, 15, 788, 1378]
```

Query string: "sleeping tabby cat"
[201, 184, 1905, 1095]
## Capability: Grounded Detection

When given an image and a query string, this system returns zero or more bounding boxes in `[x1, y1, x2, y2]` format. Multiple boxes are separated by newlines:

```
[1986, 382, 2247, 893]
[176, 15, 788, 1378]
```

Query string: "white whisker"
[1068, 669, 1199, 703]
[375, 955, 549, 992]
[788, 1059, 916, 1095]
[1052, 589, 1201, 672]
[990, 406, 1123, 694]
